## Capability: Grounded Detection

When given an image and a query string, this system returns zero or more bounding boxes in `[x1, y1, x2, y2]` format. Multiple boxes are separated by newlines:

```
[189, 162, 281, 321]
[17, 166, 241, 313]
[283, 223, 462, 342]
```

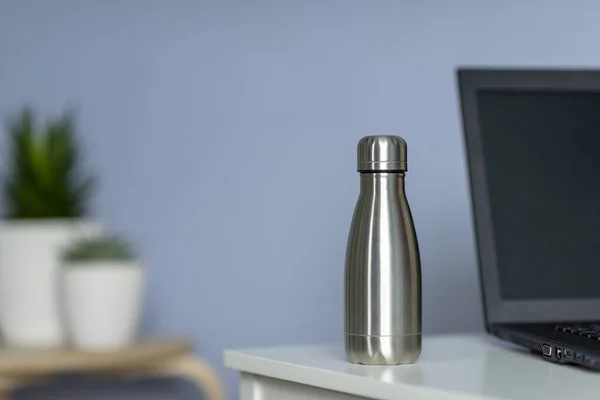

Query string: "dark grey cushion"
[12, 375, 203, 399]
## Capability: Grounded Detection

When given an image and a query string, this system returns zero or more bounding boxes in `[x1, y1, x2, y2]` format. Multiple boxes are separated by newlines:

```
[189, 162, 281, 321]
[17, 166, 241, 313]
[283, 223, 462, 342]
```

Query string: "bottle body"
[345, 172, 422, 365]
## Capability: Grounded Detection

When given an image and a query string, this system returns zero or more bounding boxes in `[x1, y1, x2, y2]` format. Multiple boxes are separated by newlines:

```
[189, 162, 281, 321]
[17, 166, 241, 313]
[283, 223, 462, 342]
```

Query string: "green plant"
[2, 107, 95, 219]
[62, 235, 135, 263]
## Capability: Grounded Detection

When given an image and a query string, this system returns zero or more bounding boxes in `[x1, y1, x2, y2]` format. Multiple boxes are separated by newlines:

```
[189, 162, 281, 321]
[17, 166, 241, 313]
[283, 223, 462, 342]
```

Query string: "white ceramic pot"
[63, 261, 143, 350]
[0, 220, 103, 348]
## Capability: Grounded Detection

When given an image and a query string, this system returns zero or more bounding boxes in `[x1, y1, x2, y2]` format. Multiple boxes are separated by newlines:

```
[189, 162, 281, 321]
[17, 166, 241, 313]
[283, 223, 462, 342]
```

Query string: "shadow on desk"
[483, 346, 599, 399]
[12, 375, 204, 400]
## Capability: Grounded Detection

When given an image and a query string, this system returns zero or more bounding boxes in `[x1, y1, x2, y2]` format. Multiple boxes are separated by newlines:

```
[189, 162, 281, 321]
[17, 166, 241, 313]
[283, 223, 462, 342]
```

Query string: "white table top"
[225, 333, 600, 400]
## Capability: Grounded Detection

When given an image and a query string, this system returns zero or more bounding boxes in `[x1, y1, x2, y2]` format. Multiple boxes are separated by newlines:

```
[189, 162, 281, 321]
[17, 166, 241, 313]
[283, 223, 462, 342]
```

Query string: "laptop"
[458, 68, 600, 369]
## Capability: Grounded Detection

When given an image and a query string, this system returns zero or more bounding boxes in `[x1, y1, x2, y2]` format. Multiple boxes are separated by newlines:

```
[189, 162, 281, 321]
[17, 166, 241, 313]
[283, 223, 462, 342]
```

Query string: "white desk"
[225, 333, 600, 399]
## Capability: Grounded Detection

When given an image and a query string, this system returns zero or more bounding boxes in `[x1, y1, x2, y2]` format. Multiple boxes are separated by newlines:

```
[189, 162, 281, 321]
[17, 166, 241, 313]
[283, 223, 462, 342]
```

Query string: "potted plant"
[62, 235, 143, 350]
[0, 108, 102, 348]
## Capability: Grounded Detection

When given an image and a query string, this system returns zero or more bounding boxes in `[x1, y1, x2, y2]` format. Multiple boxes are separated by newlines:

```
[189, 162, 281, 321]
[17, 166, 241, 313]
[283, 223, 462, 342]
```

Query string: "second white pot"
[63, 261, 143, 350]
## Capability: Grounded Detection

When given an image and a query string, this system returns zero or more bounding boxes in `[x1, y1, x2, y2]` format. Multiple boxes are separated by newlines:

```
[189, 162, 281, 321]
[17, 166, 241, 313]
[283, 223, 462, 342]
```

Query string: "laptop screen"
[476, 89, 600, 300]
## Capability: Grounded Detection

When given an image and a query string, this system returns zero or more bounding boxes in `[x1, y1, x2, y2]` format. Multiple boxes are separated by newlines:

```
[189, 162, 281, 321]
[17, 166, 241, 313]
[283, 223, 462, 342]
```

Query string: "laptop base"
[492, 323, 600, 370]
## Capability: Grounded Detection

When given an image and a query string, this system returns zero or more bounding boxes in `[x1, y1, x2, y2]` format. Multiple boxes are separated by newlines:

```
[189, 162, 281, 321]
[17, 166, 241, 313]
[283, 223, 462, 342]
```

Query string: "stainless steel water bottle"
[345, 135, 422, 365]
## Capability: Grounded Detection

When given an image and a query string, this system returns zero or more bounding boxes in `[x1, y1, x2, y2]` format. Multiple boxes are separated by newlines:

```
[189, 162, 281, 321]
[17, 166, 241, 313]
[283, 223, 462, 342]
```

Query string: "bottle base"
[345, 333, 422, 365]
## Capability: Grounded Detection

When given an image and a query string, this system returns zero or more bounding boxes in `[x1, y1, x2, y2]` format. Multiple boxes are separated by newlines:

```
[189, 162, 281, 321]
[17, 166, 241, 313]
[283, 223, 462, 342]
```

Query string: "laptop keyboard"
[555, 324, 600, 339]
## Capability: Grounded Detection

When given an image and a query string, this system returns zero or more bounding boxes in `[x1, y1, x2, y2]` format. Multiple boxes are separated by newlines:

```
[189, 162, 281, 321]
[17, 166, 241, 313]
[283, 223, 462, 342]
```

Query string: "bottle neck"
[359, 172, 405, 195]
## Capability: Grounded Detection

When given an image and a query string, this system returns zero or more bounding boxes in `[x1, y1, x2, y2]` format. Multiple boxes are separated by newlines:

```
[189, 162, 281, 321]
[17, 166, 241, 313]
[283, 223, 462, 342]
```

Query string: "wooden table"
[0, 340, 225, 399]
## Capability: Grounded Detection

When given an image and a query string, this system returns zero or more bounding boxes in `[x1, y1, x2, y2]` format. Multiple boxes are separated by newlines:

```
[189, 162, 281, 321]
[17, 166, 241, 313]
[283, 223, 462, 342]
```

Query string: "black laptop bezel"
[457, 68, 600, 329]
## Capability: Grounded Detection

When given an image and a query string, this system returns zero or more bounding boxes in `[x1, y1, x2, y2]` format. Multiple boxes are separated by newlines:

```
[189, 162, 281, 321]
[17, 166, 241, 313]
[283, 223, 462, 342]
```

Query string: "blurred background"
[1, 0, 594, 398]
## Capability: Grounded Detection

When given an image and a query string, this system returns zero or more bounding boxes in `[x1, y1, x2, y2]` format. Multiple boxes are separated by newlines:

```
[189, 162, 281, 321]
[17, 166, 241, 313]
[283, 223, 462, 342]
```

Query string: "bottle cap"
[357, 135, 407, 172]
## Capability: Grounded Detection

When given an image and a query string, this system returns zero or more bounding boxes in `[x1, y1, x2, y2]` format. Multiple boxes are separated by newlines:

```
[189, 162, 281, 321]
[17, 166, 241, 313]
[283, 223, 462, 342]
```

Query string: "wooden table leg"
[155, 355, 226, 400]
[0, 378, 15, 400]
